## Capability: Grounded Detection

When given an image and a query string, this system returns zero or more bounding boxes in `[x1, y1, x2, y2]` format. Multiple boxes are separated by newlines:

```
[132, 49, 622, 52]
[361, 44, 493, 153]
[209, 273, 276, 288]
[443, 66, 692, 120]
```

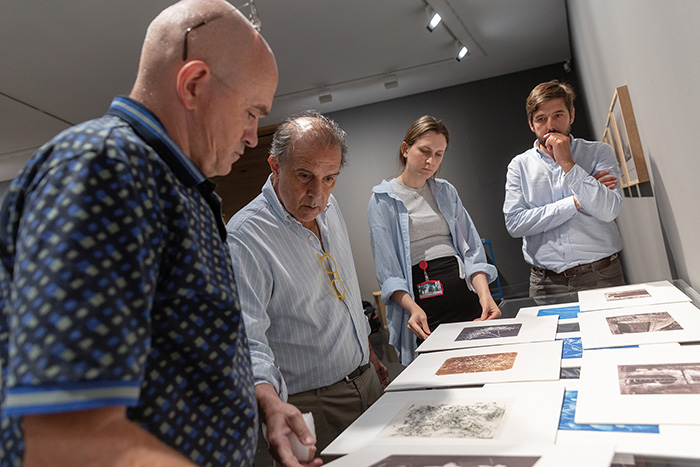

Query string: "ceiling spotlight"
[427, 10, 442, 32]
[319, 93, 333, 104]
[456, 45, 468, 61]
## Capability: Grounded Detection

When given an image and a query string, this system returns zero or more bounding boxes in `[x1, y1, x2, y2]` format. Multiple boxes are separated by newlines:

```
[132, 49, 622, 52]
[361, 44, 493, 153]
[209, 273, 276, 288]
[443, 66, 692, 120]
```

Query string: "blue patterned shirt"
[0, 96, 257, 466]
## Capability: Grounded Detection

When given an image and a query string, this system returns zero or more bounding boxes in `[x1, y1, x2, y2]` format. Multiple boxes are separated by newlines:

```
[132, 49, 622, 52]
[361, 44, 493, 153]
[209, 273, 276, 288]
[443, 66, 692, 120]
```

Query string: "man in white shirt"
[503, 80, 625, 296]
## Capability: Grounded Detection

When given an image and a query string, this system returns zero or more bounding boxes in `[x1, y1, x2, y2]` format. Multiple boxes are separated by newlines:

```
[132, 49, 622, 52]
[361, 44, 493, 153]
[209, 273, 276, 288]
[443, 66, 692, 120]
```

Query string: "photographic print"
[417, 316, 558, 354]
[575, 345, 700, 426]
[368, 454, 539, 467]
[578, 302, 700, 349]
[436, 352, 517, 376]
[378, 399, 509, 439]
[456, 324, 521, 342]
[322, 443, 615, 467]
[578, 280, 691, 312]
[386, 341, 561, 391]
[619, 363, 700, 395]
[322, 383, 564, 456]
[604, 288, 651, 302]
[606, 312, 683, 334]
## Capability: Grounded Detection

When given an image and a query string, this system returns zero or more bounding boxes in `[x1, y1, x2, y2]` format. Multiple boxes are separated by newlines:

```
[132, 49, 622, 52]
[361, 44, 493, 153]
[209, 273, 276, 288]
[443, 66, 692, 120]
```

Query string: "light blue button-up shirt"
[368, 177, 497, 365]
[503, 137, 623, 273]
[227, 176, 369, 400]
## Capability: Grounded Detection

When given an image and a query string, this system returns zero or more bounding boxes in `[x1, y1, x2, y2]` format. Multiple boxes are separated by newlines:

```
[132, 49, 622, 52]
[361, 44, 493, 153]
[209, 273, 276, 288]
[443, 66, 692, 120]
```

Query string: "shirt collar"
[105, 96, 207, 188]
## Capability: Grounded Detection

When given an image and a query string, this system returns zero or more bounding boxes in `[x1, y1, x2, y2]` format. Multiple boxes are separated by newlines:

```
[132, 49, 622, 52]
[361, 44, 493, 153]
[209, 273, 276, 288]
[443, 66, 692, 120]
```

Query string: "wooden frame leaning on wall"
[602, 85, 650, 189]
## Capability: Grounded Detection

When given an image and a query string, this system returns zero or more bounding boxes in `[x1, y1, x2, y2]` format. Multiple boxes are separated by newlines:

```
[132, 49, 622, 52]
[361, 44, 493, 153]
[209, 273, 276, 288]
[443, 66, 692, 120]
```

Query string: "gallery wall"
[328, 63, 595, 301]
[567, 0, 700, 291]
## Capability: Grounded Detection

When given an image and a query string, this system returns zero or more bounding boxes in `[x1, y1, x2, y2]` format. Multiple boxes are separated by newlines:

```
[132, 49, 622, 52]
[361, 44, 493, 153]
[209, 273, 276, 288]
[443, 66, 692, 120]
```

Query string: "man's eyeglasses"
[317, 252, 346, 301]
[182, 1, 262, 61]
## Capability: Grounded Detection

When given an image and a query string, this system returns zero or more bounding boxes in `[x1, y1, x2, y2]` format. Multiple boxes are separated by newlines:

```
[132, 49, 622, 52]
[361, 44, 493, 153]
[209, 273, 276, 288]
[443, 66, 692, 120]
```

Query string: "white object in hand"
[288, 412, 316, 462]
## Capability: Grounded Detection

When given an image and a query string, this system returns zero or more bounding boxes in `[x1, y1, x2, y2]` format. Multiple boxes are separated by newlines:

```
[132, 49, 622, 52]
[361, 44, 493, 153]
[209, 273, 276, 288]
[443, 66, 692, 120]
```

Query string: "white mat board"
[578, 302, 700, 349]
[576, 345, 700, 425]
[322, 382, 564, 456]
[386, 341, 562, 391]
[556, 378, 700, 459]
[416, 315, 558, 354]
[578, 280, 691, 312]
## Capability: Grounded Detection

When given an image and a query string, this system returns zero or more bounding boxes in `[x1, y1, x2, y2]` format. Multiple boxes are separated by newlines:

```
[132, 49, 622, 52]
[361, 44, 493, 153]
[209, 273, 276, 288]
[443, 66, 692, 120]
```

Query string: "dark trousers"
[412, 256, 481, 333]
[529, 254, 625, 297]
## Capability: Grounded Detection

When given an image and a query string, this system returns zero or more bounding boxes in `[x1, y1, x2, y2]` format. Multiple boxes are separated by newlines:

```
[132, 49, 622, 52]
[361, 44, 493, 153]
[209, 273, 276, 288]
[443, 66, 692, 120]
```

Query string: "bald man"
[0, 0, 277, 465]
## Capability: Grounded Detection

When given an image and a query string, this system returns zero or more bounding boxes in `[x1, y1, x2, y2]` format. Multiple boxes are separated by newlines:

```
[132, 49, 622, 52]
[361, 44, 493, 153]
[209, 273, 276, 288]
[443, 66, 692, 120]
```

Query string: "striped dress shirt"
[226, 176, 369, 400]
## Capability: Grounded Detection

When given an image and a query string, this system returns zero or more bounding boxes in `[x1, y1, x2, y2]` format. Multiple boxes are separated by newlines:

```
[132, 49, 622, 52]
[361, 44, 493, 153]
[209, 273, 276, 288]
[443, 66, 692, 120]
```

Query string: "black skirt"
[411, 255, 481, 333]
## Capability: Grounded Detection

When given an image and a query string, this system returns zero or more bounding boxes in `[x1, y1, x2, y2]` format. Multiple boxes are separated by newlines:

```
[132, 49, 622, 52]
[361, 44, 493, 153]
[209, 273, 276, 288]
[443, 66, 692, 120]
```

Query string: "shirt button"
[309, 235, 314, 241]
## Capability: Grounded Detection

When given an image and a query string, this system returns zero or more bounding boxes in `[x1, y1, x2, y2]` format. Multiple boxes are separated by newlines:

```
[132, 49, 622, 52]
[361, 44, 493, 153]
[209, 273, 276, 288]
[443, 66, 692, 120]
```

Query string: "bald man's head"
[130, 0, 278, 177]
[133, 0, 272, 99]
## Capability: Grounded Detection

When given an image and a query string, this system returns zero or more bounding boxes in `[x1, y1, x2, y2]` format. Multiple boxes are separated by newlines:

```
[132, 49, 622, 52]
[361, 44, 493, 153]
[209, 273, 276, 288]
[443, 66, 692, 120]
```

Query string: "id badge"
[417, 279, 444, 299]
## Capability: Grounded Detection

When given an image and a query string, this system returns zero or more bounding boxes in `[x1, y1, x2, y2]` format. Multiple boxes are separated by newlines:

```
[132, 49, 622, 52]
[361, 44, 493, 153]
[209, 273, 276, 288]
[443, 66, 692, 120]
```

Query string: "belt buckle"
[562, 268, 577, 279]
[344, 366, 360, 383]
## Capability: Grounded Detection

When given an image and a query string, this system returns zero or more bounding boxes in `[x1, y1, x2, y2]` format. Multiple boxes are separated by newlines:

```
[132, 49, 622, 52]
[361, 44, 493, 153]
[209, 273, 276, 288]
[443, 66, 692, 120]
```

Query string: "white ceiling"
[0, 0, 570, 182]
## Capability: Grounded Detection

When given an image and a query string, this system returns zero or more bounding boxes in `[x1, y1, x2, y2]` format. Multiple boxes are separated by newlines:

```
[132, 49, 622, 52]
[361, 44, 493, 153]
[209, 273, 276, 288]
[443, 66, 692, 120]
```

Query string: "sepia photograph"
[604, 288, 651, 302]
[619, 363, 700, 395]
[578, 302, 700, 350]
[607, 311, 683, 335]
[379, 400, 509, 439]
[436, 352, 517, 376]
[455, 324, 522, 342]
[368, 454, 539, 467]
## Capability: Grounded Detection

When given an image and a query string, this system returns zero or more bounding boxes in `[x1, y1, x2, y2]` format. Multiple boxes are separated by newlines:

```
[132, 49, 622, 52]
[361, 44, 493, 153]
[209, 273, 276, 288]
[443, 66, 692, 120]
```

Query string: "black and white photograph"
[455, 324, 521, 342]
[606, 311, 683, 334]
[379, 400, 509, 439]
[578, 302, 700, 349]
[604, 288, 651, 302]
[322, 384, 564, 456]
[416, 316, 558, 354]
[368, 454, 539, 467]
[578, 281, 691, 312]
[575, 346, 700, 426]
[619, 363, 700, 395]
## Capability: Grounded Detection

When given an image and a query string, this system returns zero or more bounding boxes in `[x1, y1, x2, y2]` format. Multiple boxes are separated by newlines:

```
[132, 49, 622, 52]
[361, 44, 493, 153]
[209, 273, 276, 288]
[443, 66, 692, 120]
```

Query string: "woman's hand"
[470, 272, 502, 321]
[391, 290, 431, 340]
[407, 307, 431, 340]
[475, 294, 501, 321]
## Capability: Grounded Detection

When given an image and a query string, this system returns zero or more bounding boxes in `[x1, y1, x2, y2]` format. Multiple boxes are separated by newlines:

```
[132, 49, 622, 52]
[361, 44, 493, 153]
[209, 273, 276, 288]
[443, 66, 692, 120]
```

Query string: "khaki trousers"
[287, 364, 382, 456]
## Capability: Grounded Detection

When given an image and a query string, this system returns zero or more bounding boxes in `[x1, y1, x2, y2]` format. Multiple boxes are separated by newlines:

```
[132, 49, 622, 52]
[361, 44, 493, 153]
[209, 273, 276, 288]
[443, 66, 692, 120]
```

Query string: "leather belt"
[344, 363, 370, 383]
[534, 253, 618, 279]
